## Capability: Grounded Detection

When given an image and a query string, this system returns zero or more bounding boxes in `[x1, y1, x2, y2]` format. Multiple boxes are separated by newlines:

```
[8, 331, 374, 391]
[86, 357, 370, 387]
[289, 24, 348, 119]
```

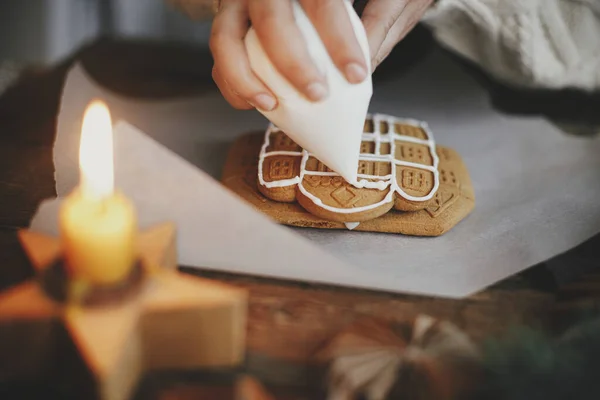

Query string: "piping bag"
[244, 0, 373, 184]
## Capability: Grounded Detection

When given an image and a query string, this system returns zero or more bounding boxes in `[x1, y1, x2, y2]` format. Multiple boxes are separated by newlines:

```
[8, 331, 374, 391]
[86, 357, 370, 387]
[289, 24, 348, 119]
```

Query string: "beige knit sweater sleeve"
[167, 0, 600, 91]
[424, 0, 600, 91]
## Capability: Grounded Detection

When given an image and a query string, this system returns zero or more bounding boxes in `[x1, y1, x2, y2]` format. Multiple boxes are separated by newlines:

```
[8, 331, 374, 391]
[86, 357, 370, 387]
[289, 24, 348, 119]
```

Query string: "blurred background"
[0, 0, 211, 65]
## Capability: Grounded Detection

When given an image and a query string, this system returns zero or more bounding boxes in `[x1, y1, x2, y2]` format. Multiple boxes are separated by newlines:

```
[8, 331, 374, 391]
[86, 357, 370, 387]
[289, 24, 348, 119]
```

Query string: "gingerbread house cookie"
[222, 114, 474, 236]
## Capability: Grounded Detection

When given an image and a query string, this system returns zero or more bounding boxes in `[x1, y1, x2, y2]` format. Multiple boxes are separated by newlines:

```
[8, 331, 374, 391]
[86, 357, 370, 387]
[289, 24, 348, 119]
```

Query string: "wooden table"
[0, 37, 596, 400]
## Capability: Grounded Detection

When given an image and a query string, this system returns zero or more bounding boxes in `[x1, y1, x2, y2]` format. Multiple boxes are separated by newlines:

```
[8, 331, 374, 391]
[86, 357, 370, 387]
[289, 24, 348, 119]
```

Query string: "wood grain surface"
[1, 36, 596, 399]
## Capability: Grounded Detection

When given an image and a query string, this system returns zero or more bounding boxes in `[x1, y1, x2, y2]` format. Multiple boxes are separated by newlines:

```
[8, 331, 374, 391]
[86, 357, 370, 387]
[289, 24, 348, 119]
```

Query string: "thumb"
[362, 0, 433, 70]
[360, 0, 408, 69]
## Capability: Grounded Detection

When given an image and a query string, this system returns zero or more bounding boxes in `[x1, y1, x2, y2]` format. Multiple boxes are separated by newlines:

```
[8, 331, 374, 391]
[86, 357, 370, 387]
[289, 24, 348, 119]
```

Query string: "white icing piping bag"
[245, 0, 373, 184]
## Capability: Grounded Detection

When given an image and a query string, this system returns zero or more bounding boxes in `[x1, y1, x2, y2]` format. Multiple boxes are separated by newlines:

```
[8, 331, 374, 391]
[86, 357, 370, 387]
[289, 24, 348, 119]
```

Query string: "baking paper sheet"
[30, 49, 600, 298]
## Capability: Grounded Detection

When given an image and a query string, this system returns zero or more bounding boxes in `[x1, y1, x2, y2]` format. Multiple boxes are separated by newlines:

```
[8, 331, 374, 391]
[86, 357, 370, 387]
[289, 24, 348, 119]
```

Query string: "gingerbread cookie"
[258, 115, 443, 223]
[222, 114, 475, 236]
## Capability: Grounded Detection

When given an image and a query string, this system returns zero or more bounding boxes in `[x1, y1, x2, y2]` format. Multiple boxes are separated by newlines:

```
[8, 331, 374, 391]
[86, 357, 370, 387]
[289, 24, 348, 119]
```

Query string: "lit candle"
[59, 100, 137, 285]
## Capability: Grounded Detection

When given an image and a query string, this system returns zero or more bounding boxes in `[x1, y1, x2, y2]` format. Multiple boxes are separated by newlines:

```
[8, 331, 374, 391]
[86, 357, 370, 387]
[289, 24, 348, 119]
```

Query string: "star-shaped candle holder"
[0, 223, 247, 400]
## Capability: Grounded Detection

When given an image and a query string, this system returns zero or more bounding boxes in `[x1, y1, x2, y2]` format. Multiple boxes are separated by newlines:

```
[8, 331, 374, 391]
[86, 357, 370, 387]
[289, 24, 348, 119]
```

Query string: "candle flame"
[80, 100, 114, 199]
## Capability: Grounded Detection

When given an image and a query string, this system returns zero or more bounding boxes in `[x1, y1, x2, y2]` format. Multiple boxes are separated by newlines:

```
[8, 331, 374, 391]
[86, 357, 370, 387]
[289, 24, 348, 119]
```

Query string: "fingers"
[210, 0, 278, 111]
[212, 0, 376, 109]
[372, 9, 420, 69]
[362, 0, 433, 70]
[212, 66, 253, 109]
[248, 0, 328, 101]
[361, 0, 407, 69]
[300, 0, 368, 83]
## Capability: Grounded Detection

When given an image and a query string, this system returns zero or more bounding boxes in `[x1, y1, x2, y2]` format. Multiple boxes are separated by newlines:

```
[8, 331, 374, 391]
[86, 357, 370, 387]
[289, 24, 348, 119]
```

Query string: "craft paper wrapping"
[30, 48, 600, 298]
[245, 0, 372, 183]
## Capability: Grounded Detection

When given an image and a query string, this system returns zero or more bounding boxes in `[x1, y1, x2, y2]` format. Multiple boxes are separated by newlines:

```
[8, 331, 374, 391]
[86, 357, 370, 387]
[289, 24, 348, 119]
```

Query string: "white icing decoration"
[344, 222, 360, 230]
[257, 113, 440, 215]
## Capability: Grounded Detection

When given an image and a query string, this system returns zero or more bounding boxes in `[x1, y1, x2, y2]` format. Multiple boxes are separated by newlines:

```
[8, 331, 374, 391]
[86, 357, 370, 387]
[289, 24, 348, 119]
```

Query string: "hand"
[357, 0, 434, 71]
[210, 0, 369, 111]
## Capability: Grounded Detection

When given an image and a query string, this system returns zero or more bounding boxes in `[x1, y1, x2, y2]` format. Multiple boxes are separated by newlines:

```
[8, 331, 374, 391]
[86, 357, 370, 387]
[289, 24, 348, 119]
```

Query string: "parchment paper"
[31, 49, 600, 298]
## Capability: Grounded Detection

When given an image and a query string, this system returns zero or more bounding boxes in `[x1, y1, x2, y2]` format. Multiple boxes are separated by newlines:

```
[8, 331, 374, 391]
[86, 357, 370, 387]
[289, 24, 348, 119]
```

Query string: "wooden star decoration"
[0, 223, 247, 400]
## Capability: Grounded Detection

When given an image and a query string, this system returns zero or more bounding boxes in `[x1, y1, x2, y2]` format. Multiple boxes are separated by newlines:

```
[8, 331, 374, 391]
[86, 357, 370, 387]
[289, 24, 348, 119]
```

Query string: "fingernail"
[305, 82, 328, 101]
[345, 62, 367, 83]
[252, 93, 277, 111]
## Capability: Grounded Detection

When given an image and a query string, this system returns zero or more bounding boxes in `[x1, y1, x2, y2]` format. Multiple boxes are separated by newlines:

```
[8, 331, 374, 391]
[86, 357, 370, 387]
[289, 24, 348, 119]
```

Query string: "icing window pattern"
[257, 114, 440, 214]
[269, 159, 294, 180]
